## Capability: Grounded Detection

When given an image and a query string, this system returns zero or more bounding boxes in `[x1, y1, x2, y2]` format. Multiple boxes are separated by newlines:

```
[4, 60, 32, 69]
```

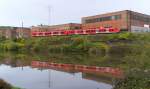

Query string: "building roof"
[82, 10, 150, 19]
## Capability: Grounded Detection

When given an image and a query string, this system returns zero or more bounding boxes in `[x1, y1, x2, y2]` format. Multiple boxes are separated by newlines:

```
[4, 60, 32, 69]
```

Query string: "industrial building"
[0, 26, 31, 39]
[48, 23, 81, 30]
[31, 10, 150, 33]
[31, 23, 81, 32]
[82, 10, 150, 32]
[1, 10, 150, 39]
[16, 27, 31, 38]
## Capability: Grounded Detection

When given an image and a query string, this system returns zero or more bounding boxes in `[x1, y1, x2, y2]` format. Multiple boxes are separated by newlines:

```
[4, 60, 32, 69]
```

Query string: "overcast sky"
[0, 0, 149, 27]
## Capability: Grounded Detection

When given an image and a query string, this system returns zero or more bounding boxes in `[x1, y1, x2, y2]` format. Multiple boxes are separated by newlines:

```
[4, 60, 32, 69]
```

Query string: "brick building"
[1, 10, 150, 38]
[0, 27, 8, 37]
[31, 25, 49, 33]
[5, 28, 17, 38]
[48, 23, 81, 30]
[31, 23, 81, 32]
[0, 26, 31, 39]
[82, 10, 150, 32]
[0, 27, 17, 38]
[16, 27, 31, 38]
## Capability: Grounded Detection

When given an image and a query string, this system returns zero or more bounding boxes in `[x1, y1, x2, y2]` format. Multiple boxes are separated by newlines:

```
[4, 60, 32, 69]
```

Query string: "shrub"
[0, 79, 11, 89]
[114, 70, 150, 89]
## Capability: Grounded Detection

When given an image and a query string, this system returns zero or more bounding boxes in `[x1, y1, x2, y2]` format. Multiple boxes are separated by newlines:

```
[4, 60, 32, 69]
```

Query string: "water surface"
[0, 64, 113, 89]
[0, 52, 122, 89]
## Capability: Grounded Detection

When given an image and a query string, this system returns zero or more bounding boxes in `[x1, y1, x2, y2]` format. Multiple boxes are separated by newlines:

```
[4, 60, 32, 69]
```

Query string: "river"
[0, 52, 123, 89]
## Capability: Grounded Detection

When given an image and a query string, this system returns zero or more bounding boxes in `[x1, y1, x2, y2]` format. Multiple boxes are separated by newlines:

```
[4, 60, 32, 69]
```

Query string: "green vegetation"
[0, 79, 11, 89]
[0, 32, 150, 89]
[0, 79, 21, 89]
[114, 70, 150, 89]
[0, 32, 150, 69]
[0, 32, 135, 53]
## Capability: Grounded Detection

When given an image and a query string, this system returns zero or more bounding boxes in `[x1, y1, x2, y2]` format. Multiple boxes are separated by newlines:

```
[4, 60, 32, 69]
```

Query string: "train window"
[109, 29, 114, 32]
[45, 32, 51, 35]
[48, 32, 51, 34]
[53, 32, 59, 34]
[68, 31, 74, 33]
[86, 30, 90, 33]
[91, 30, 95, 32]
[45, 33, 48, 35]
[60, 32, 65, 34]
[32, 33, 36, 35]
[77, 30, 83, 33]
[100, 29, 106, 32]
[70, 31, 75, 34]
[38, 33, 43, 35]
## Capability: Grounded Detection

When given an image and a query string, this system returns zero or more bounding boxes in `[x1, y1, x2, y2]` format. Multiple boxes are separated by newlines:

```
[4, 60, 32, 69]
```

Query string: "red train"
[32, 27, 120, 37]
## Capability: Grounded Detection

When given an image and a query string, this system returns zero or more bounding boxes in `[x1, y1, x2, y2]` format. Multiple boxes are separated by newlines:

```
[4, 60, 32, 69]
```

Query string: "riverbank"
[0, 32, 150, 68]
[0, 79, 20, 89]
[0, 32, 132, 53]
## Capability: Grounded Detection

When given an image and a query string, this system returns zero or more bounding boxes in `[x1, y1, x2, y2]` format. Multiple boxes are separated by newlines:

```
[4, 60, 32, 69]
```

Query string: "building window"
[74, 27, 80, 29]
[85, 14, 121, 23]
[114, 15, 121, 20]
[104, 24, 112, 28]
[111, 16, 115, 20]
[131, 14, 150, 23]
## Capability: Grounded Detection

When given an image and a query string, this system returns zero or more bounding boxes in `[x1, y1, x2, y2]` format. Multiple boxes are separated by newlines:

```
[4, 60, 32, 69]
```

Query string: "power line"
[48, 6, 52, 26]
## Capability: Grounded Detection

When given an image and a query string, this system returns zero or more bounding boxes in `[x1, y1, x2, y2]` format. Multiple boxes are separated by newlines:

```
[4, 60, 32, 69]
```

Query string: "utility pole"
[48, 6, 51, 26]
[48, 69, 52, 88]
[21, 20, 24, 38]
[22, 20, 24, 28]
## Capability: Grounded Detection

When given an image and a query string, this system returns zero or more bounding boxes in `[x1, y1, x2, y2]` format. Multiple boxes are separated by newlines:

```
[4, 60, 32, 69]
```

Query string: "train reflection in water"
[31, 61, 123, 79]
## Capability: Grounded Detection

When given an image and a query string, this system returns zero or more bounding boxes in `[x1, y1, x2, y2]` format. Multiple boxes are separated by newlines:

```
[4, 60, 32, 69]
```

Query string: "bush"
[108, 43, 132, 57]
[114, 70, 150, 89]
[0, 79, 11, 89]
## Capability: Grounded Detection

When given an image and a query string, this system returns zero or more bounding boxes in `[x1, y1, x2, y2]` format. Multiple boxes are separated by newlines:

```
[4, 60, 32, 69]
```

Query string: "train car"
[44, 32, 52, 36]
[86, 29, 97, 34]
[31, 27, 120, 37]
[64, 30, 75, 35]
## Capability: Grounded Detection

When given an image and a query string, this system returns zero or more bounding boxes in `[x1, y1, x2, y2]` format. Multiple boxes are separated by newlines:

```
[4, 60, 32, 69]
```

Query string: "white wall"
[131, 26, 150, 33]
